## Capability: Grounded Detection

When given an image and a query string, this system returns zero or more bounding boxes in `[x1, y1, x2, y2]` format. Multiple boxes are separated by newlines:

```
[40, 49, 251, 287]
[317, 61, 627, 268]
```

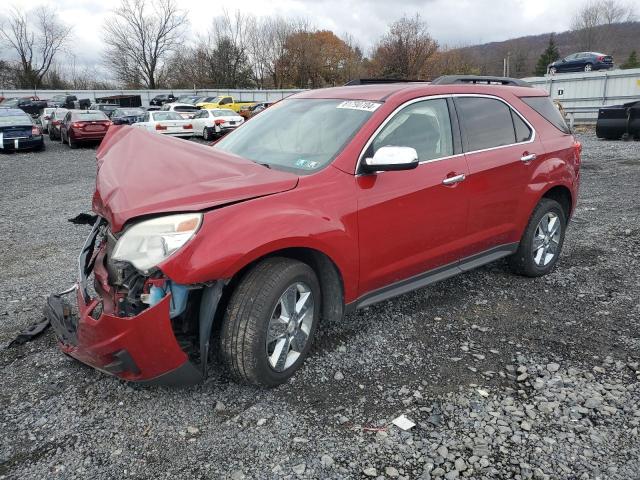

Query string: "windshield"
[215, 98, 379, 173]
[152, 111, 182, 121]
[212, 109, 236, 117]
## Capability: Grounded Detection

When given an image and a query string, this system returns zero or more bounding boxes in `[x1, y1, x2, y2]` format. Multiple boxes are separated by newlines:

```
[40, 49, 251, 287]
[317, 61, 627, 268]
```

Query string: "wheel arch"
[541, 184, 573, 221]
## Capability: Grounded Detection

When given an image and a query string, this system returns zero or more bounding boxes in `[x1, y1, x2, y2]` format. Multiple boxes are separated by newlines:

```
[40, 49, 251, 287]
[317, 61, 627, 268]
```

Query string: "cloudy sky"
[5, 0, 589, 70]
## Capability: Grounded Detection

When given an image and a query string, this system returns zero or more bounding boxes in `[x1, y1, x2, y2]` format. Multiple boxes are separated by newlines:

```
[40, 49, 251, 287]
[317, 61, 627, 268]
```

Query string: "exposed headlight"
[111, 213, 202, 272]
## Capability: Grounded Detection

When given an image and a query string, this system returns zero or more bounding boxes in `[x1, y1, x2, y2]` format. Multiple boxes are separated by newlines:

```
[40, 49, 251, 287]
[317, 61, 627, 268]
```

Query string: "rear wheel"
[549, 67, 556, 75]
[68, 134, 78, 149]
[509, 198, 566, 277]
[202, 127, 210, 141]
[584, 63, 593, 72]
[219, 257, 320, 386]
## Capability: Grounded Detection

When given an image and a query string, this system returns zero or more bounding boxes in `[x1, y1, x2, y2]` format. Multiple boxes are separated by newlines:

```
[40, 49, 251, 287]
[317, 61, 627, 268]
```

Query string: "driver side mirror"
[362, 146, 419, 173]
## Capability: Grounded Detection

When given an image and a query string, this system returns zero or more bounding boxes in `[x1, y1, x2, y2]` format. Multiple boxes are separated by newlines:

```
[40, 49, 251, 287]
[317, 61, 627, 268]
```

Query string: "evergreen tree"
[621, 51, 640, 69]
[535, 34, 560, 76]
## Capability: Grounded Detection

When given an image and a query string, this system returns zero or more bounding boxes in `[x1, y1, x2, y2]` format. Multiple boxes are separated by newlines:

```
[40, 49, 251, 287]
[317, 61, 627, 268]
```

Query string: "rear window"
[521, 96, 570, 134]
[0, 111, 31, 126]
[174, 106, 198, 112]
[73, 112, 109, 121]
[152, 111, 182, 121]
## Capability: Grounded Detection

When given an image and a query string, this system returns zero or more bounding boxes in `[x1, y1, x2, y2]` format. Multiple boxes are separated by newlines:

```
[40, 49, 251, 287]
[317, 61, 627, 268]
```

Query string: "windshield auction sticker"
[336, 100, 381, 112]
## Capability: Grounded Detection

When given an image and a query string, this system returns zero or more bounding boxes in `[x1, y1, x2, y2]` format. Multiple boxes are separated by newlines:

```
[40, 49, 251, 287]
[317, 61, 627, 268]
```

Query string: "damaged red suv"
[46, 76, 581, 386]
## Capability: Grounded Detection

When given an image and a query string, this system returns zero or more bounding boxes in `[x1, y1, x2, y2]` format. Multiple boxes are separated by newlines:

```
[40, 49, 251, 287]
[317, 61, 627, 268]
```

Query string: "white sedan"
[133, 111, 194, 137]
[160, 102, 199, 119]
[191, 108, 244, 140]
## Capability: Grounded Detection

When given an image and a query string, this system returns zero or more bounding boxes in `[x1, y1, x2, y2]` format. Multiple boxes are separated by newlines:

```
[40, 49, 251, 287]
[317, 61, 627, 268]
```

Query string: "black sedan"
[149, 94, 176, 106]
[0, 108, 45, 151]
[110, 108, 145, 125]
[549, 52, 614, 74]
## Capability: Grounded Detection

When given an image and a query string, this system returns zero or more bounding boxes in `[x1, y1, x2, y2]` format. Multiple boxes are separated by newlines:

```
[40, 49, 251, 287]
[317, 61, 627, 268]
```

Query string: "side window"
[220, 97, 232, 105]
[512, 111, 532, 142]
[371, 98, 453, 162]
[144, 113, 150, 122]
[64, 112, 71, 123]
[456, 97, 516, 151]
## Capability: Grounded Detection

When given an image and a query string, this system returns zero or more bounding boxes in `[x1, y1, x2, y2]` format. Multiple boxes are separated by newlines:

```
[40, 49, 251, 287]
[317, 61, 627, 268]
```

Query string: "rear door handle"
[442, 174, 466, 185]
[521, 153, 537, 162]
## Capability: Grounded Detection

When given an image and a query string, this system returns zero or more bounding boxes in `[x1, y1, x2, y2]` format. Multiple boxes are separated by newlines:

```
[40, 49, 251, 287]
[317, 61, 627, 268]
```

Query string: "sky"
[4, 0, 590, 72]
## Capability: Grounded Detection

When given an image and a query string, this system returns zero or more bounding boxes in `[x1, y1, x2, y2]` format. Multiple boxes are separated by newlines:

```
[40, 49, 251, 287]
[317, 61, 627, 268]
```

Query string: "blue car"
[549, 52, 614, 74]
[0, 108, 45, 152]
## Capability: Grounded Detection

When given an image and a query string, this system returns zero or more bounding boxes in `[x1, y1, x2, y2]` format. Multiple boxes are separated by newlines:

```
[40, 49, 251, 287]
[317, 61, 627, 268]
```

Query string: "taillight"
[597, 55, 604, 61]
[72, 122, 82, 128]
[574, 140, 582, 161]
[183, 124, 192, 129]
[52, 120, 60, 126]
[43, 115, 50, 120]
[214, 119, 225, 125]
[31, 125, 41, 136]
[155, 124, 167, 130]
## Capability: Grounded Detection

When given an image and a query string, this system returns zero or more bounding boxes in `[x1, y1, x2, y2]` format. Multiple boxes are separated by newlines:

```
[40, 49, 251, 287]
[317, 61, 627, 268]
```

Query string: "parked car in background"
[48, 108, 69, 140]
[199, 96, 255, 113]
[548, 52, 614, 74]
[1, 97, 48, 117]
[0, 108, 44, 151]
[195, 96, 220, 108]
[111, 108, 145, 125]
[133, 110, 194, 137]
[50, 94, 91, 110]
[160, 102, 199, 119]
[39, 108, 57, 133]
[45, 76, 581, 386]
[149, 94, 176, 106]
[89, 103, 119, 118]
[146, 106, 162, 111]
[59, 110, 112, 148]
[239, 102, 273, 119]
[192, 108, 244, 140]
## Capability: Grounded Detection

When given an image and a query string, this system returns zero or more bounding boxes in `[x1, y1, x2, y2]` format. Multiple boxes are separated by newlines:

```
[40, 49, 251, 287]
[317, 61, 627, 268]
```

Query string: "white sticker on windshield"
[336, 100, 381, 112]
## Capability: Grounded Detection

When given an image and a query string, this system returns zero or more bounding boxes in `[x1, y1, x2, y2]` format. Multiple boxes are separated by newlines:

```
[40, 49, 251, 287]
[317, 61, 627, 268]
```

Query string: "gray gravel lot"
[1, 132, 639, 480]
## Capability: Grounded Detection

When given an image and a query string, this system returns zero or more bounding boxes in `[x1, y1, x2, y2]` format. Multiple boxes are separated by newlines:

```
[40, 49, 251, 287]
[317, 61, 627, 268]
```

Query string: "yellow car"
[198, 96, 255, 113]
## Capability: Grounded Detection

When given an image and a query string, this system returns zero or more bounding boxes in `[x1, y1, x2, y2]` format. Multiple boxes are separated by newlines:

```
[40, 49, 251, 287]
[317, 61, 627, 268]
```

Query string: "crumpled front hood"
[93, 126, 299, 232]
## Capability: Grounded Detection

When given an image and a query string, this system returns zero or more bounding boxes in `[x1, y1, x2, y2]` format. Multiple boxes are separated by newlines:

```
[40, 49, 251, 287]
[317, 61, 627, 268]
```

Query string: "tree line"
[0, 0, 638, 91]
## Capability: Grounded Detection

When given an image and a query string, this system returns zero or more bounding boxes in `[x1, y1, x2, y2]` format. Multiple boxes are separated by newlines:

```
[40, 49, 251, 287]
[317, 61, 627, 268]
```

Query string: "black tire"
[49, 130, 56, 141]
[509, 198, 567, 277]
[549, 67, 556, 75]
[68, 134, 78, 149]
[219, 257, 321, 386]
[203, 127, 210, 141]
[584, 63, 593, 72]
[33, 141, 45, 152]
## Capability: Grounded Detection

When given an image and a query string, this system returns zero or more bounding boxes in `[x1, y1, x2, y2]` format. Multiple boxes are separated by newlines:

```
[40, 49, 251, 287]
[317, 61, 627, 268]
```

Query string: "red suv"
[46, 76, 581, 386]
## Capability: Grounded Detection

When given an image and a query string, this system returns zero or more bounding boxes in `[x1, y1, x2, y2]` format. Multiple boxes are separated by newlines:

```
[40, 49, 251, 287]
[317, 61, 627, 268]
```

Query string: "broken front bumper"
[45, 218, 203, 385]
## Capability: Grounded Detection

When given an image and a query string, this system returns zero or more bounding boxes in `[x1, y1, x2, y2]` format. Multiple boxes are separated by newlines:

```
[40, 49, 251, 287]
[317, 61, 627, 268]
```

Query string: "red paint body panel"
[92, 126, 299, 232]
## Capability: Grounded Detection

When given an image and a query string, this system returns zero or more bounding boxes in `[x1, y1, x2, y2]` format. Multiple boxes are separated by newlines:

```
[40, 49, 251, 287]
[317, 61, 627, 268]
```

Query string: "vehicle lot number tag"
[337, 100, 381, 112]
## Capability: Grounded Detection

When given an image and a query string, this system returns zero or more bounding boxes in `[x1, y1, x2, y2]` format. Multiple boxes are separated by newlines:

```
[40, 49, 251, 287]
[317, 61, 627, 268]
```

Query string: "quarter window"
[371, 98, 453, 162]
[456, 97, 529, 151]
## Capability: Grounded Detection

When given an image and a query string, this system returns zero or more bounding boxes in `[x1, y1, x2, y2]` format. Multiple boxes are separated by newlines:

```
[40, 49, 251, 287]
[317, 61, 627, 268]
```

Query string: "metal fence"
[523, 68, 640, 123]
[0, 88, 305, 107]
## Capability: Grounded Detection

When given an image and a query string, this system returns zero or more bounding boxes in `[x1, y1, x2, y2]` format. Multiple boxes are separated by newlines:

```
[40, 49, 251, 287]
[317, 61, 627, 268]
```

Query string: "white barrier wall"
[0, 88, 306, 107]
[523, 68, 640, 122]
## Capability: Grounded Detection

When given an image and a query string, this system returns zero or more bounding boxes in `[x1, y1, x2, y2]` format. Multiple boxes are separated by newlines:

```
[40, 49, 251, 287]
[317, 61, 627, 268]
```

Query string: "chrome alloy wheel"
[266, 282, 314, 372]
[532, 212, 561, 267]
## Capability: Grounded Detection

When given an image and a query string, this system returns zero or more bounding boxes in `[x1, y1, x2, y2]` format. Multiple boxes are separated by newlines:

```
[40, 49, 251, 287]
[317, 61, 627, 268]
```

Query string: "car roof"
[294, 83, 546, 102]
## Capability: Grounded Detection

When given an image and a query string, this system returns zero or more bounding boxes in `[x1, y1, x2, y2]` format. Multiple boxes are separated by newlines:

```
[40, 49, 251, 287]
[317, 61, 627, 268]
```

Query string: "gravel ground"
[0, 132, 639, 480]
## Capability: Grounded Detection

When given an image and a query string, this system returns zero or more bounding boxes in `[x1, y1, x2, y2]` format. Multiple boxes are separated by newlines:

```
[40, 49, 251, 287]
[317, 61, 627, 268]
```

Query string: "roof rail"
[344, 78, 428, 86]
[431, 75, 531, 87]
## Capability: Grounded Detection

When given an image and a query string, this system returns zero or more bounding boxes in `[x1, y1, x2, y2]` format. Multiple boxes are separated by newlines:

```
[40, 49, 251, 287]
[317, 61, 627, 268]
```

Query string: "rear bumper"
[45, 220, 203, 385]
[0, 136, 43, 151]
[71, 130, 108, 141]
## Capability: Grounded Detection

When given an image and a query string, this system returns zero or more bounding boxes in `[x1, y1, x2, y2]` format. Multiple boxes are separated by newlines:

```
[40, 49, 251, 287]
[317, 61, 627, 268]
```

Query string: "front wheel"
[68, 134, 78, 149]
[219, 257, 321, 386]
[509, 198, 566, 277]
[203, 127, 210, 141]
[584, 63, 593, 72]
[549, 67, 556, 75]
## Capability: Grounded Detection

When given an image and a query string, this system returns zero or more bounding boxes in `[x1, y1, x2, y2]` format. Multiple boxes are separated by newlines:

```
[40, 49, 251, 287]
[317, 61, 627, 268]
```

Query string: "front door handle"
[442, 173, 466, 185]
[521, 153, 537, 162]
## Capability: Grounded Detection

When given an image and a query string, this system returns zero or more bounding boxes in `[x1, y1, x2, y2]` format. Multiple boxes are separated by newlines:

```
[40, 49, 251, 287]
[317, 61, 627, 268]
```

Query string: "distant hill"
[449, 22, 640, 78]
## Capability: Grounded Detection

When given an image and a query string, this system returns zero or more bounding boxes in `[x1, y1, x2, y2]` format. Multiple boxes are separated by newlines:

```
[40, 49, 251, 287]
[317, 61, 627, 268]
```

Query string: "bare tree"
[369, 14, 438, 79]
[572, 0, 636, 50]
[103, 0, 188, 88]
[600, 0, 636, 24]
[0, 6, 72, 88]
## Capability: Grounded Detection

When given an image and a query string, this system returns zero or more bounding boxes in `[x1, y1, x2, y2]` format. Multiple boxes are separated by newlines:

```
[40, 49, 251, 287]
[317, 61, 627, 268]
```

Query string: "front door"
[357, 98, 469, 296]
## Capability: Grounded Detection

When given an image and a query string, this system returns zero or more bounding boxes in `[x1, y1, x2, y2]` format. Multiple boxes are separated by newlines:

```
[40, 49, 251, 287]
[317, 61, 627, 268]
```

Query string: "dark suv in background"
[548, 52, 614, 74]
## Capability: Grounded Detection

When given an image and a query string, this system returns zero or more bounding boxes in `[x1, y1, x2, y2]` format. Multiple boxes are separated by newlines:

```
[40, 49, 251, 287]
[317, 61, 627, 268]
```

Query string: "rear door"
[357, 98, 469, 295]
[455, 95, 541, 257]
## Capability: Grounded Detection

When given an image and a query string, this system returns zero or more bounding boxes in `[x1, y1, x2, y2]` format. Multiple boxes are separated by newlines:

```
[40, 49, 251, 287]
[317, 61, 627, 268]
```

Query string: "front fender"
[160, 171, 360, 301]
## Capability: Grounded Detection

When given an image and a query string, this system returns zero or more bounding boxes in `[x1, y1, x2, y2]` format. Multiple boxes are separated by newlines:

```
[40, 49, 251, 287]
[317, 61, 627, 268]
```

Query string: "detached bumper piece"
[46, 217, 203, 386]
[596, 101, 640, 140]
